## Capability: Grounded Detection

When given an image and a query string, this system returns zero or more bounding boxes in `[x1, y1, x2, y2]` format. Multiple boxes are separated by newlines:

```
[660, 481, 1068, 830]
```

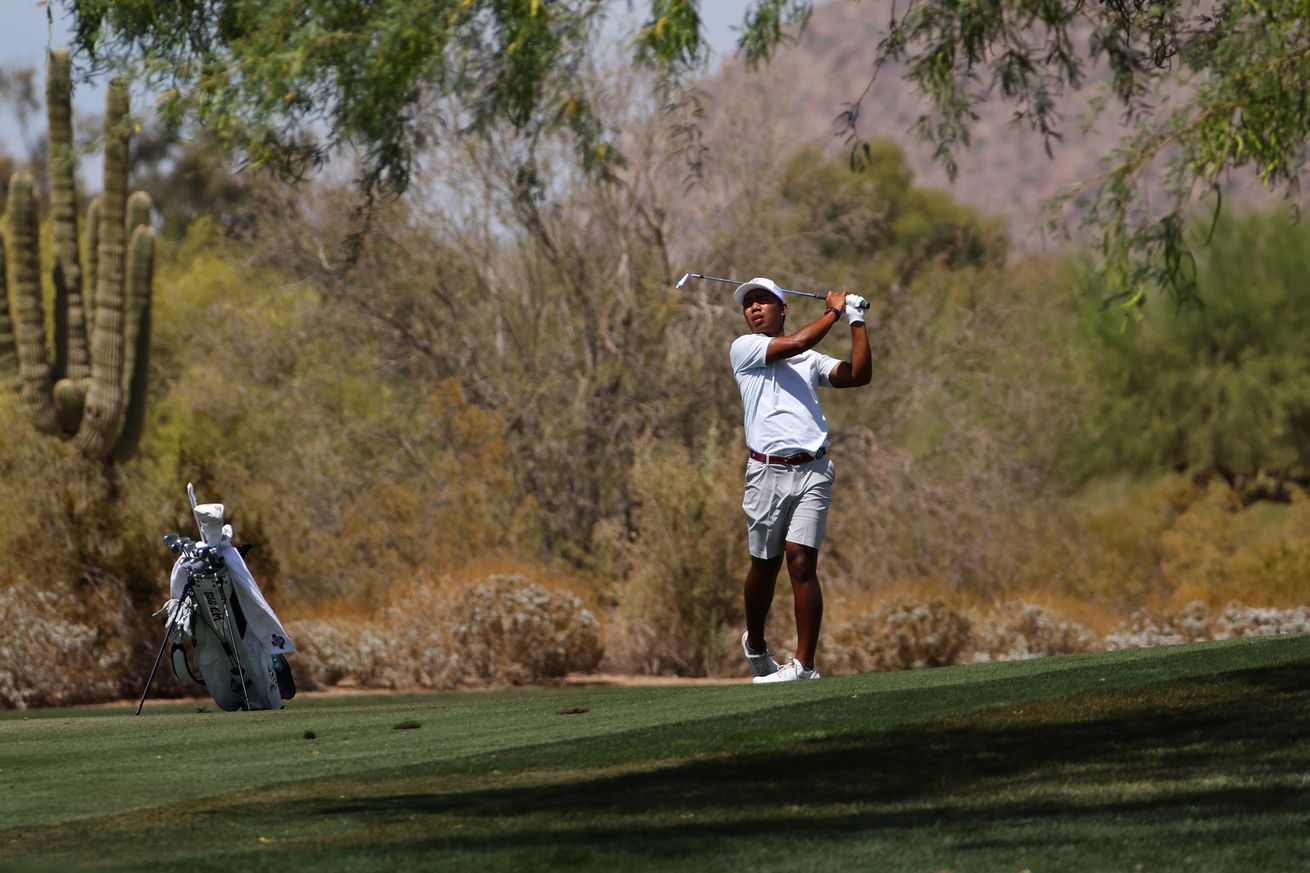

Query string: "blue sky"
[0, 0, 758, 190]
[0, 0, 756, 71]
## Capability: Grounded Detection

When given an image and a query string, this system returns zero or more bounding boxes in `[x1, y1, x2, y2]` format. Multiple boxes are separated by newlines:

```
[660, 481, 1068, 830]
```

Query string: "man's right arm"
[765, 291, 848, 363]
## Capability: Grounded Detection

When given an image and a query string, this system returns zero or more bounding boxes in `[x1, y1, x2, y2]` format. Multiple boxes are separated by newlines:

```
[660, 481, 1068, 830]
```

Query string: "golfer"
[731, 277, 871, 683]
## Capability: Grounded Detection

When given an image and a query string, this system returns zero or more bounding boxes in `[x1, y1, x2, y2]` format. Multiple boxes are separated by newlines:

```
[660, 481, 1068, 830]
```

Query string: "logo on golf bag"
[203, 591, 224, 628]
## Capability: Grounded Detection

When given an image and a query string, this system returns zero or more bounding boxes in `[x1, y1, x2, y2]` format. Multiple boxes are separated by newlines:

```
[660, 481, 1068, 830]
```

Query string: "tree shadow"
[284, 660, 1310, 862]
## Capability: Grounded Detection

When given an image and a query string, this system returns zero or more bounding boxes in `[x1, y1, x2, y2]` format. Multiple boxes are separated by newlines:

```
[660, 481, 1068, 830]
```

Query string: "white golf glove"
[845, 294, 869, 324]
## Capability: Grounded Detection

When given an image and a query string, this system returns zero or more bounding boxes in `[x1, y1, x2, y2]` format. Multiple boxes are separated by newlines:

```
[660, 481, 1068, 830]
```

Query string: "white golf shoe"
[742, 631, 780, 678]
[752, 657, 820, 684]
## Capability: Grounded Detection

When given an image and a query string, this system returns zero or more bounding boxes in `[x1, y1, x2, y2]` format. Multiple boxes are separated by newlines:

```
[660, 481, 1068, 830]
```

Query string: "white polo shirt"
[730, 334, 840, 456]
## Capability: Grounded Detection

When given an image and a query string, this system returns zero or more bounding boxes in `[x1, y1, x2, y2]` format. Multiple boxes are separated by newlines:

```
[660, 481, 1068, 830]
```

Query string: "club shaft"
[781, 288, 824, 301]
[685, 273, 824, 301]
[219, 583, 254, 711]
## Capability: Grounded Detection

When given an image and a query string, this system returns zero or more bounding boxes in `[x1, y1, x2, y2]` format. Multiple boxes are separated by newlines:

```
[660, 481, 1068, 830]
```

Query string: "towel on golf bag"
[169, 504, 295, 657]
[161, 503, 295, 711]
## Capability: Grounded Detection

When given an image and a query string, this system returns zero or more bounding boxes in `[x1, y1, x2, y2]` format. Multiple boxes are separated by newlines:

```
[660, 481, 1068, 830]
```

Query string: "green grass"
[3, 635, 1308, 872]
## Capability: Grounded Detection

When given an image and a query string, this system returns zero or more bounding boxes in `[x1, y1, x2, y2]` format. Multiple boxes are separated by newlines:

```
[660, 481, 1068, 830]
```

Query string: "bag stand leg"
[218, 583, 254, 711]
[135, 581, 194, 716]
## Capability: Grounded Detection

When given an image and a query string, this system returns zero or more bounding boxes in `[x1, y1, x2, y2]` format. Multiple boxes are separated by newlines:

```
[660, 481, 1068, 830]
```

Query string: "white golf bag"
[140, 486, 295, 713]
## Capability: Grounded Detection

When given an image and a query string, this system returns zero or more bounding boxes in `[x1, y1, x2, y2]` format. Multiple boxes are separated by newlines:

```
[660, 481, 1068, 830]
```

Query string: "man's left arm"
[828, 294, 872, 388]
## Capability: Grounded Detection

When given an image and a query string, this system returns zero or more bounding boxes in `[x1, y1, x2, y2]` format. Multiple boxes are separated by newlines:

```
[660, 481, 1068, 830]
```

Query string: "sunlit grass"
[2, 634, 1307, 872]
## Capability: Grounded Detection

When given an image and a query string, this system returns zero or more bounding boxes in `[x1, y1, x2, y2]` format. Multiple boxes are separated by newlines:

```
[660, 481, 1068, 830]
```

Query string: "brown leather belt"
[749, 447, 826, 466]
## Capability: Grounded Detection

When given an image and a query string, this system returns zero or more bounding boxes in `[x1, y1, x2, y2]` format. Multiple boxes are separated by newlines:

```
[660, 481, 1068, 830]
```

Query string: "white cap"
[193, 503, 228, 546]
[734, 277, 786, 307]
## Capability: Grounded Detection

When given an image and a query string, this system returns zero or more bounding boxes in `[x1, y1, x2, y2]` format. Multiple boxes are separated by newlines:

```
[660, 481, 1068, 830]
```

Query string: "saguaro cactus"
[1, 50, 155, 462]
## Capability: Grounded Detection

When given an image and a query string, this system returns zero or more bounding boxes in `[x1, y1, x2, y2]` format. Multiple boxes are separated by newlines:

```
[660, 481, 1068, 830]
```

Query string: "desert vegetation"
[2, 19, 1309, 708]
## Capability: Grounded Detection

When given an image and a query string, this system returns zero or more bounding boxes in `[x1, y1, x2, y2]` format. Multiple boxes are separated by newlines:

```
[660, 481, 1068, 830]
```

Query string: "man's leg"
[784, 541, 822, 669]
[744, 554, 783, 653]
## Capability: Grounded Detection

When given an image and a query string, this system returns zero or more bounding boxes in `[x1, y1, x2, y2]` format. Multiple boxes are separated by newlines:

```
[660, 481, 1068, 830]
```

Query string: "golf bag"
[138, 488, 296, 713]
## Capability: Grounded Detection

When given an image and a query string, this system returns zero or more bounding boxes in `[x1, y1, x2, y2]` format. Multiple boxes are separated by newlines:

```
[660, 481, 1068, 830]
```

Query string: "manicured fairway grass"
[2, 634, 1308, 872]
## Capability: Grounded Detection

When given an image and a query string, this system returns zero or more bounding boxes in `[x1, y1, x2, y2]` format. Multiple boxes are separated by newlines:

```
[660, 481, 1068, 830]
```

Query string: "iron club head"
[674, 272, 691, 289]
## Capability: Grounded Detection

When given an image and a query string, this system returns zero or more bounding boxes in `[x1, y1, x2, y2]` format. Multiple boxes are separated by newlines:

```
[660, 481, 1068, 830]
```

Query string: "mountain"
[696, 0, 1280, 252]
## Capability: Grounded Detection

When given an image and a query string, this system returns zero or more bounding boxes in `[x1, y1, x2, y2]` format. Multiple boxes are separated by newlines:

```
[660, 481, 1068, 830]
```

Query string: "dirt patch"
[562, 672, 743, 687]
[105, 672, 747, 710]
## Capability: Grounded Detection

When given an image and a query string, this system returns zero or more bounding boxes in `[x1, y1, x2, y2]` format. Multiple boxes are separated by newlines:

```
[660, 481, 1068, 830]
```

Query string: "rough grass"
[1, 635, 1307, 872]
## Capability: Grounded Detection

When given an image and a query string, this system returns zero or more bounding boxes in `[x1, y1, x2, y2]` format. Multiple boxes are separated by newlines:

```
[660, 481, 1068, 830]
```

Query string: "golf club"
[675, 272, 869, 311]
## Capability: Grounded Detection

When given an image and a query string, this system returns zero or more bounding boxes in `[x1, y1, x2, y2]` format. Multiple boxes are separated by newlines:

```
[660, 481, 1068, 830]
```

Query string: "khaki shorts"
[742, 455, 835, 559]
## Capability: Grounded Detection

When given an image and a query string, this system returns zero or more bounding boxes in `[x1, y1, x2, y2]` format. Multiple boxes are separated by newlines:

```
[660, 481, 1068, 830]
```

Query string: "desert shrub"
[599, 433, 744, 676]
[1157, 482, 1252, 599]
[971, 601, 1100, 662]
[1104, 601, 1214, 650]
[1156, 482, 1310, 608]
[822, 595, 1310, 678]
[824, 598, 973, 675]
[1073, 473, 1199, 609]
[436, 575, 603, 685]
[1213, 601, 1310, 639]
[0, 578, 135, 709]
[1071, 473, 1310, 611]
[281, 619, 399, 690]
[1104, 599, 1310, 649]
[375, 580, 453, 688]
[287, 574, 602, 690]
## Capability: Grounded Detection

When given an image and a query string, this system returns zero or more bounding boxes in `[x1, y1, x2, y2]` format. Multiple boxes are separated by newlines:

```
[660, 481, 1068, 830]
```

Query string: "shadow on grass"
[291, 661, 1310, 864]
[4, 654, 1307, 871]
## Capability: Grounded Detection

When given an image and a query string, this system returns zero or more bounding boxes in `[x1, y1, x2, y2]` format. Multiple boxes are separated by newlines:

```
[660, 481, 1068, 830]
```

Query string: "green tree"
[62, 1, 1310, 293]
[730, 0, 1310, 305]
[1071, 209, 1310, 502]
[64, 0, 624, 230]
[129, 125, 256, 242]
[777, 142, 1006, 281]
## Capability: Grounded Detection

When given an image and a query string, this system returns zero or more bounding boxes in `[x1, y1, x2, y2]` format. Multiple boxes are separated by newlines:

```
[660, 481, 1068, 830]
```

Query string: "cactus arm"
[120, 196, 152, 393]
[125, 193, 152, 242]
[6, 173, 59, 434]
[76, 79, 131, 461]
[85, 197, 100, 339]
[47, 48, 90, 386]
[113, 214, 154, 461]
[53, 377, 86, 433]
[0, 231, 18, 394]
